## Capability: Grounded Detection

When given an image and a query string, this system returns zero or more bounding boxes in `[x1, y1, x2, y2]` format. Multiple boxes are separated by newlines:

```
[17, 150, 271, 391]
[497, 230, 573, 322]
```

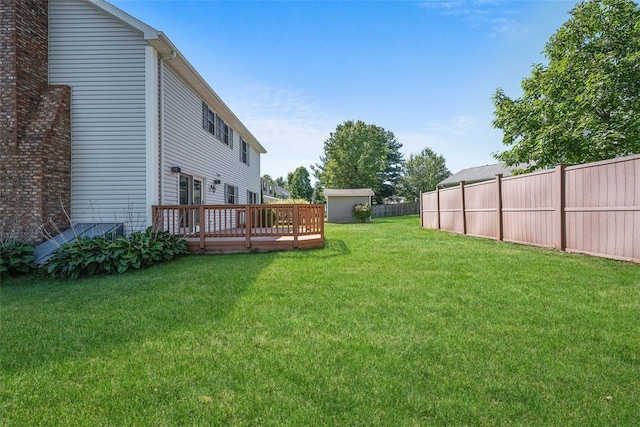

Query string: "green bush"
[260, 208, 276, 227]
[352, 203, 372, 223]
[266, 198, 310, 204]
[0, 239, 35, 277]
[45, 227, 188, 279]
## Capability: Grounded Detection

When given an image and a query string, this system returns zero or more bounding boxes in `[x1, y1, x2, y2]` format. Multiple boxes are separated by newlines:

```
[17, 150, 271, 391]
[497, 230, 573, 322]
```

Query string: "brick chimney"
[0, 0, 71, 244]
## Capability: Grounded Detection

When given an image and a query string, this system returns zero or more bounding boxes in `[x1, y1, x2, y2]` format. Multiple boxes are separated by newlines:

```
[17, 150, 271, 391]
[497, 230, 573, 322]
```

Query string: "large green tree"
[311, 181, 325, 204]
[493, 0, 640, 172]
[375, 136, 405, 204]
[286, 166, 313, 201]
[398, 148, 451, 202]
[314, 120, 402, 197]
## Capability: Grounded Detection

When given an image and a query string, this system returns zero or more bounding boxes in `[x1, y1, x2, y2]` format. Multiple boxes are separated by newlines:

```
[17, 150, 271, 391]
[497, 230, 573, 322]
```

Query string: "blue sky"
[110, 0, 576, 179]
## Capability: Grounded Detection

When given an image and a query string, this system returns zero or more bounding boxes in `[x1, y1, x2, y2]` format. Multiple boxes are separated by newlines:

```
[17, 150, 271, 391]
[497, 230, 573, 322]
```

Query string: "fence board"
[421, 154, 640, 263]
[371, 203, 419, 218]
[464, 180, 497, 239]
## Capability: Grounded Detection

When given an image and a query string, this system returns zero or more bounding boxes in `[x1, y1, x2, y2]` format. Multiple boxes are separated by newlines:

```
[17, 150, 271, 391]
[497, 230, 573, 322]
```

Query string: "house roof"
[274, 186, 289, 197]
[84, 0, 267, 155]
[324, 188, 375, 197]
[437, 163, 518, 188]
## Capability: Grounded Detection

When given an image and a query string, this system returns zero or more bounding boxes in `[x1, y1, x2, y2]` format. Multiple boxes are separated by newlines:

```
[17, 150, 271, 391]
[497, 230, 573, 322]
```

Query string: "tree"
[274, 176, 287, 188]
[375, 136, 404, 204]
[286, 166, 313, 201]
[314, 120, 401, 198]
[398, 148, 451, 202]
[492, 0, 640, 172]
[311, 180, 325, 204]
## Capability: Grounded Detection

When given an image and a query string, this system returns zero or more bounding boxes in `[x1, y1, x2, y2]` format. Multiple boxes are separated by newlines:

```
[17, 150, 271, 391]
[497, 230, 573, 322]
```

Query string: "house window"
[202, 102, 215, 135]
[240, 138, 250, 165]
[216, 116, 229, 145]
[202, 101, 233, 148]
[247, 190, 259, 204]
[224, 184, 238, 204]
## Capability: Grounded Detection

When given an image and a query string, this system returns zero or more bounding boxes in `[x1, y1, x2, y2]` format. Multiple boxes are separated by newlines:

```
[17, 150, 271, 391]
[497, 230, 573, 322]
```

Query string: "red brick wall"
[0, 0, 71, 244]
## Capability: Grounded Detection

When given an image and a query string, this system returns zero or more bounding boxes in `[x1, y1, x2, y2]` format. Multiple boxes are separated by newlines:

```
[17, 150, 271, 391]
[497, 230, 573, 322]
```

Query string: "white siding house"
[48, 0, 265, 232]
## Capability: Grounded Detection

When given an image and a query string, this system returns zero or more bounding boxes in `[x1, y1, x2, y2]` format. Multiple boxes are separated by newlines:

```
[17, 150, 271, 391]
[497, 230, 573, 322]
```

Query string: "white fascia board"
[83, 0, 159, 39]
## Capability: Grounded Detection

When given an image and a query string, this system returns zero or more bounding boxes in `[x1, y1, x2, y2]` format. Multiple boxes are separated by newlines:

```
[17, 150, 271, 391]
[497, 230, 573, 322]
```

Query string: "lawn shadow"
[0, 252, 278, 374]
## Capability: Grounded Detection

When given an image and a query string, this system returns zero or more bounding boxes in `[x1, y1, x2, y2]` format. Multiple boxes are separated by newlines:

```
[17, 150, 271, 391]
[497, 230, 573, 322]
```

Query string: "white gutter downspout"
[158, 51, 176, 204]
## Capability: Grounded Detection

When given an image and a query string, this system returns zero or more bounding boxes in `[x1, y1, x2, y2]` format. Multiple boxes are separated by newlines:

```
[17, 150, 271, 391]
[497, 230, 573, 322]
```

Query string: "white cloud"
[228, 85, 336, 179]
[418, 0, 527, 40]
[230, 86, 505, 179]
[397, 115, 504, 173]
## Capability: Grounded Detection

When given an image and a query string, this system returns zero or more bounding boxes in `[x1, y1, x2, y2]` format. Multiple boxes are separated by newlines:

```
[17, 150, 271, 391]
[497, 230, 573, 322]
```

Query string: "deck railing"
[152, 204, 325, 249]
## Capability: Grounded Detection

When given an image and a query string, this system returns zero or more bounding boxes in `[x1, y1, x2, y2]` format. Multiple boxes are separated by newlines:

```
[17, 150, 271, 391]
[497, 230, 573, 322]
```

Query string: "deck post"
[293, 205, 299, 248]
[320, 205, 325, 241]
[246, 205, 252, 248]
[152, 206, 158, 231]
[199, 205, 205, 249]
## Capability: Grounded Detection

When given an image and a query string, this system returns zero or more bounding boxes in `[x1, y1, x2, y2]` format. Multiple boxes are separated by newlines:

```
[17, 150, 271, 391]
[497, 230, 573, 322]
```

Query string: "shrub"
[45, 227, 188, 279]
[0, 239, 35, 277]
[266, 198, 310, 204]
[352, 203, 372, 223]
[259, 208, 276, 227]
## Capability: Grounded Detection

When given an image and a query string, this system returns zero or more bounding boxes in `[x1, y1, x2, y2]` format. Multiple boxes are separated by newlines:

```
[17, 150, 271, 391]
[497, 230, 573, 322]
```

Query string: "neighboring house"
[1, 0, 266, 243]
[261, 178, 290, 203]
[324, 188, 374, 223]
[437, 163, 520, 188]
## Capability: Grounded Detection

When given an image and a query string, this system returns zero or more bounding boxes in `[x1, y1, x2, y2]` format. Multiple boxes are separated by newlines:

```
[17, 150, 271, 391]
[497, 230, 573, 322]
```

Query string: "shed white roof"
[324, 188, 375, 197]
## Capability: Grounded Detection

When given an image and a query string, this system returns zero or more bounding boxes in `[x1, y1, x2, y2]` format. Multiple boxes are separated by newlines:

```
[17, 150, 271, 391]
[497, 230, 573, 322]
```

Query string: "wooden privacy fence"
[372, 203, 420, 218]
[152, 204, 325, 252]
[421, 154, 640, 263]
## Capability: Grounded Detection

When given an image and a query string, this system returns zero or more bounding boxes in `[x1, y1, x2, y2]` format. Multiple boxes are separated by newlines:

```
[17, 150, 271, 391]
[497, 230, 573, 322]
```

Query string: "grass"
[1, 215, 639, 426]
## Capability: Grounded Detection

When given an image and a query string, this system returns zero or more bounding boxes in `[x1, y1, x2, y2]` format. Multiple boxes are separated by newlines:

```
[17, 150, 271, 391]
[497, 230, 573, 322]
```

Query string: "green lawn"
[1, 215, 639, 426]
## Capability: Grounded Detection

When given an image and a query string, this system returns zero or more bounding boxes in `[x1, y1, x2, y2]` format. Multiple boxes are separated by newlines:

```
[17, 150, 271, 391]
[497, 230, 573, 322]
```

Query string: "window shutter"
[229, 128, 234, 149]
[202, 101, 207, 130]
[224, 184, 228, 204]
[234, 186, 239, 205]
[247, 145, 251, 167]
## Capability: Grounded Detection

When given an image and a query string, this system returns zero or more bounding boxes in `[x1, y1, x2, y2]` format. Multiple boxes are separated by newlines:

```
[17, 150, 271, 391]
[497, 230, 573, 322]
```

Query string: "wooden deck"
[152, 204, 325, 253]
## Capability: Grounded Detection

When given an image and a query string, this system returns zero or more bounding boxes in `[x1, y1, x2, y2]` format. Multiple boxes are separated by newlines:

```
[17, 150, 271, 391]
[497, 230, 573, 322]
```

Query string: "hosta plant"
[0, 239, 35, 277]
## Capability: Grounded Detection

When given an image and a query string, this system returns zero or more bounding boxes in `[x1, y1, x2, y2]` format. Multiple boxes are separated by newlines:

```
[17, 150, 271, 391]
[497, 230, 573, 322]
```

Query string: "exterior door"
[179, 174, 203, 229]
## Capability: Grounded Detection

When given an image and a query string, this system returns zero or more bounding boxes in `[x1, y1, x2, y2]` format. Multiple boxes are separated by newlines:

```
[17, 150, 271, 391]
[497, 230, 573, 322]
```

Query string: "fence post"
[555, 164, 566, 251]
[496, 174, 503, 241]
[460, 181, 467, 235]
[436, 188, 441, 230]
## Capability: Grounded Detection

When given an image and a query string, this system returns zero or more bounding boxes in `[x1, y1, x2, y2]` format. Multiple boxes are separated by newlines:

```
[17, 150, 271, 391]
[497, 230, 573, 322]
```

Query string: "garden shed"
[324, 188, 374, 223]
